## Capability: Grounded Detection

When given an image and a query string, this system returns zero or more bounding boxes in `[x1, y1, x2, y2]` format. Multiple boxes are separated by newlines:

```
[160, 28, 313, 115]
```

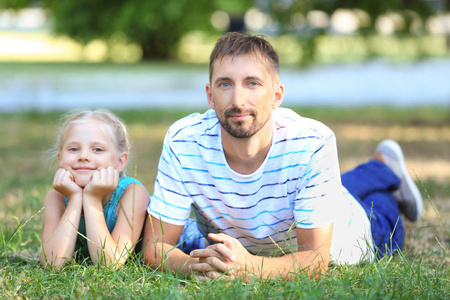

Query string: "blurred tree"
[264, 0, 439, 66]
[0, 0, 218, 60]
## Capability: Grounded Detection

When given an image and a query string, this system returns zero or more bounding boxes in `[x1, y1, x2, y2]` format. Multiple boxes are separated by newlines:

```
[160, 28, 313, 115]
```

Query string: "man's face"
[206, 54, 283, 139]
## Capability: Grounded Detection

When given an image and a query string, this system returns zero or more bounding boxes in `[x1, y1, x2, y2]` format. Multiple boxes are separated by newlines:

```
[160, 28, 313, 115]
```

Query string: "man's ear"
[206, 83, 215, 110]
[272, 83, 285, 109]
[117, 152, 128, 172]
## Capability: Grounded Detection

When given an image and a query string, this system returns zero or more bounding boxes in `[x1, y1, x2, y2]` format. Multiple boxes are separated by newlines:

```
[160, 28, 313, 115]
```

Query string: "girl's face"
[57, 121, 127, 187]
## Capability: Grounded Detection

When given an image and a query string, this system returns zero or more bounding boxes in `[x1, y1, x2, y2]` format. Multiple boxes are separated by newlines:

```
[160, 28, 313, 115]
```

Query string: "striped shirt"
[148, 108, 373, 264]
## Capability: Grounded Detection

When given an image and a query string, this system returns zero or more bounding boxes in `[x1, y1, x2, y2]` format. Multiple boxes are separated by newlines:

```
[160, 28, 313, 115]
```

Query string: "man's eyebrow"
[245, 76, 263, 81]
[214, 77, 231, 83]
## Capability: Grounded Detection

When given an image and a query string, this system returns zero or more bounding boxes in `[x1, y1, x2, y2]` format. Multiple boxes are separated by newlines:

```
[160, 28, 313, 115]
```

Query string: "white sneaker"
[375, 139, 423, 222]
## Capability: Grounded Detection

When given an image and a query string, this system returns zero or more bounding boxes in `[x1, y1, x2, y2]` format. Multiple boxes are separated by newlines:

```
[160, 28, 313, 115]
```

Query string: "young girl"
[39, 109, 150, 268]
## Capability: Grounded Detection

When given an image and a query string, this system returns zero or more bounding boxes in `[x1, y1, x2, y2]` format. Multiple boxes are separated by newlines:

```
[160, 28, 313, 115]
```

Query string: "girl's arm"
[110, 182, 149, 264]
[83, 167, 149, 267]
[40, 169, 84, 268]
[39, 190, 83, 268]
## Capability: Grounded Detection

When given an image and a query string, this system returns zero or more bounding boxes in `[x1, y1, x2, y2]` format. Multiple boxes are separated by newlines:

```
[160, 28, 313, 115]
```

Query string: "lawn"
[0, 107, 448, 299]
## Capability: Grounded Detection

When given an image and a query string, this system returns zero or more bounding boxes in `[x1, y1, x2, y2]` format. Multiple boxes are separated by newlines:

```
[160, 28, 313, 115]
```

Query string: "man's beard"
[218, 107, 268, 138]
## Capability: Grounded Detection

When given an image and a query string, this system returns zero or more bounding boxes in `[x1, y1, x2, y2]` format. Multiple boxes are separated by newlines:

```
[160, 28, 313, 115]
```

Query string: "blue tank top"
[64, 176, 143, 259]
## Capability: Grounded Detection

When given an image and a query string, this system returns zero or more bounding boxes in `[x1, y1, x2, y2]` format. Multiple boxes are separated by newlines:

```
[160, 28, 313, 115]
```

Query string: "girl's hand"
[53, 168, 83, 199]
[83, 166, 119, 200]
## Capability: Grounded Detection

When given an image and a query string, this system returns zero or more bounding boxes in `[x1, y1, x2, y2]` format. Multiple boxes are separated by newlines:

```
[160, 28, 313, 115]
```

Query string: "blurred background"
[0, 0, 449, 111]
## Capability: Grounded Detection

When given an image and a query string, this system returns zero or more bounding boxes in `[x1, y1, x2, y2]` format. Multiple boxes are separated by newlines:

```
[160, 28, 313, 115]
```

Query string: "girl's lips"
[73, 167, 96, 172]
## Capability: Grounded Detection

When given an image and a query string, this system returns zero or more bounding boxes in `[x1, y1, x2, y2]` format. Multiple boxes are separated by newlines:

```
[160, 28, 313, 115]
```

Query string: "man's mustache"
[224, 107, 257, 118]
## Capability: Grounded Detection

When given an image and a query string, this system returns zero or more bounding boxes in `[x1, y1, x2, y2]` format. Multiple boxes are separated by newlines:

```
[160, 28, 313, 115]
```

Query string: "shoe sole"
[376, 140, 423, 221]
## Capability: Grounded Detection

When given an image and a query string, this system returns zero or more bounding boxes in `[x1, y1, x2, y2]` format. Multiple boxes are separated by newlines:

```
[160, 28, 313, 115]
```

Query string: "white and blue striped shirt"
[149, 108, 373, 264]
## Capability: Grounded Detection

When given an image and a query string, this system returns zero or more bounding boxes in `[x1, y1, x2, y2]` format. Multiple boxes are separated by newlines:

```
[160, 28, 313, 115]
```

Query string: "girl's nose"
[78, 149, 91, 161]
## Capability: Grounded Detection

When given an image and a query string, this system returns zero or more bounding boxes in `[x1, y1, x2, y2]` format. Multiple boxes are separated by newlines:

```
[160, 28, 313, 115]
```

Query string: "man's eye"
[249, 81, 258, 87]
[220, 82, 230, 88]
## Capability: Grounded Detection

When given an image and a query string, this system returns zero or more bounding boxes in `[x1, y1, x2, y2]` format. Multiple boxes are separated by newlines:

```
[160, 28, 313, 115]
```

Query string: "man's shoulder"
[167, 109, 218, 139]
[274, 107, 334, 138]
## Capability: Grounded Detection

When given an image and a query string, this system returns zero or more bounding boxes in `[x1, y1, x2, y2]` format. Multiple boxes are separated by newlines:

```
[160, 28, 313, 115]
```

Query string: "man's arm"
[142, 215, 198, 274]
[190, 223, 333, 281]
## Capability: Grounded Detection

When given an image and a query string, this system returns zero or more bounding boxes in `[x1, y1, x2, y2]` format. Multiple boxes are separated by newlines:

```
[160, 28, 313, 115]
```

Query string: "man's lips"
[228, 113, 251, 121]
[225, 108, 255, 121]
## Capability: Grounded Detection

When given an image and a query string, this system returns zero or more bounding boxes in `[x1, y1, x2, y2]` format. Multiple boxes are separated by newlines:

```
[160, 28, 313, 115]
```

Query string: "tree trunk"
[447, 0, 450, 53]
[141, 40, 172, 60]
[447, 34, 450, 54]
[139, 33, 181, 60]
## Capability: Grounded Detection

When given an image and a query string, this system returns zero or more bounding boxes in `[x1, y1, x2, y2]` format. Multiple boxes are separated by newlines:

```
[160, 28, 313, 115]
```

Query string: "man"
[143, 32, 423, 280]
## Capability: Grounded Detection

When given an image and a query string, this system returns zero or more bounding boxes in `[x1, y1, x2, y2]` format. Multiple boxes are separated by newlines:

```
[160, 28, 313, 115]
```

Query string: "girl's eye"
[68, 147, 79, 152]
[93, 148, 103, 153]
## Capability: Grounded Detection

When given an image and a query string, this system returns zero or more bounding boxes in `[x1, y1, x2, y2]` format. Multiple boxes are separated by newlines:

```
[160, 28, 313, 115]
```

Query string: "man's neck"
[221, 123, 273, 175]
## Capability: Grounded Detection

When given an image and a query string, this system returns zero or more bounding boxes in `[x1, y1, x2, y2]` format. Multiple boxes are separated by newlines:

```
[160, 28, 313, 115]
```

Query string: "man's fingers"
[189, 261, 216, 273]
[206, 242, 236, 262]
[204, 270, 234, 280]
[189, 256, 232, 274]
[190, 248, 224, 260]
[191, 242, 236, 263]
[193, 271, 235, 282]
[208, 233, 230, 243]
[207, 233, 236, 261]
[193, 274, 210, 283]
[217, 243, 236, 262]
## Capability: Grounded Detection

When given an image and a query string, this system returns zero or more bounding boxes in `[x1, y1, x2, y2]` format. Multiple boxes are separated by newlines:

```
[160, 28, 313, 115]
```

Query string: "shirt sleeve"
[294, 131, 341, 229]
[148, 130, 193, 226]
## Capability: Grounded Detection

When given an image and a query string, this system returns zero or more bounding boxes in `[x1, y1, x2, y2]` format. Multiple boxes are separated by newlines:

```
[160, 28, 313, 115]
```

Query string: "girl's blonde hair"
[52, 109, 130, 175]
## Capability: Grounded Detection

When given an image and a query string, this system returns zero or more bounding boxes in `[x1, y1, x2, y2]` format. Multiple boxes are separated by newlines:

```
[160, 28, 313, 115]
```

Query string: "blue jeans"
[177, 218, 206, 254]
[178, 159, 404, 258]
[341, 159, 404, 257]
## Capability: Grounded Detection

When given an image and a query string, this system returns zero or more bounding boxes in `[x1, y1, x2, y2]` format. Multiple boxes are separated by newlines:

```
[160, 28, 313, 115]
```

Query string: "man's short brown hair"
[209, 32, 280, 81]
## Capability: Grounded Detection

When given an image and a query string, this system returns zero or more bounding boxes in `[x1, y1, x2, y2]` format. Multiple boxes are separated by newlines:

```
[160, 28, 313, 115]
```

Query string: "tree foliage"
[262, 0, 441, 65]
[1, 0, 444, 62]
[266, 0, 435, 28]
[1, 0, 219, 60]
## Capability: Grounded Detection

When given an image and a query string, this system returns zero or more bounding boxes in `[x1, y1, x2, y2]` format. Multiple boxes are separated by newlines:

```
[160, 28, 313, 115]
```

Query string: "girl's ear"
[57, 153, 61, 164]
[117, 152, 128, 172]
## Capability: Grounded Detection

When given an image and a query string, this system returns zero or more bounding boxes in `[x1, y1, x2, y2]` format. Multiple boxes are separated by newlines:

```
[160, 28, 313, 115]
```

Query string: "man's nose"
[231, 85, 246, 107]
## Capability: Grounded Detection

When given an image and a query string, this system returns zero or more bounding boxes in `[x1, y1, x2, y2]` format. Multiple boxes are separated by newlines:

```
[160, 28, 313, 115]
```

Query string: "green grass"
[1, 108, 449, 299]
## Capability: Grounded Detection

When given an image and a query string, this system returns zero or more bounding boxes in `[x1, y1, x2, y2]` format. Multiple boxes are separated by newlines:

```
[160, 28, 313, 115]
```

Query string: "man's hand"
[189, 233, 259, 281]
[190, 225, 333, 281]
[83, 166, 119, 200]
[53, 168, 83, 200]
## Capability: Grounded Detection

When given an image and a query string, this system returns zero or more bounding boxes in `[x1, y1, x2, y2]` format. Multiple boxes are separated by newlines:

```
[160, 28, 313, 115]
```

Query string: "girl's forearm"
[39, 197, 82, 268]
[82, 196, 130, 267]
